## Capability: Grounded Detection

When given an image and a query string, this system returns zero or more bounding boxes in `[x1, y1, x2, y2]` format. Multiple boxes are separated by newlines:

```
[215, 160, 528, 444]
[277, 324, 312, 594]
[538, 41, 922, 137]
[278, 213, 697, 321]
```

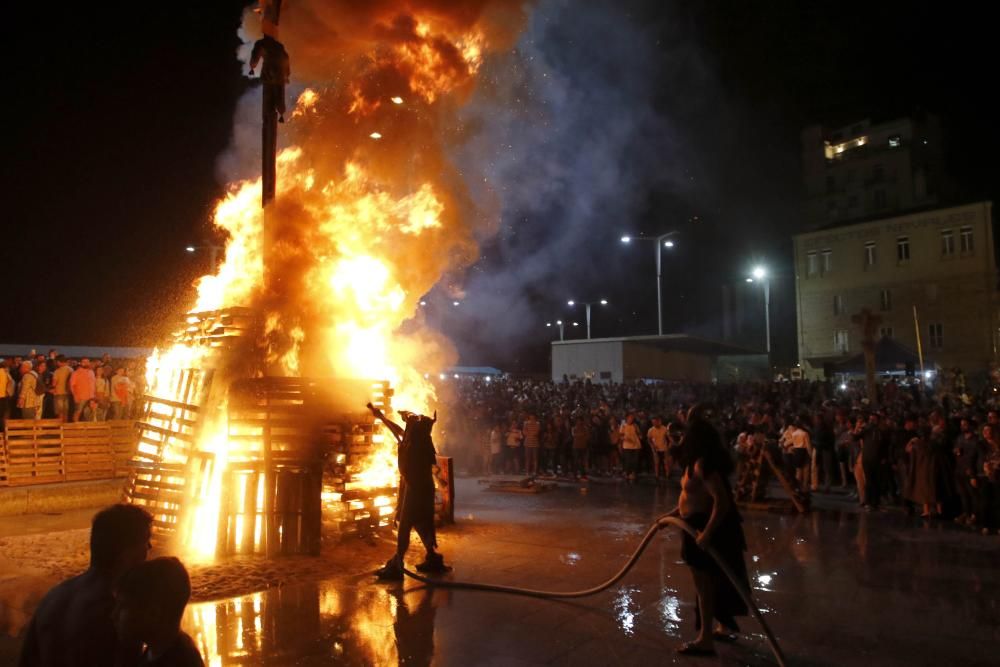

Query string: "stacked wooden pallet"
[173, 307, 259, 349]
[63, 422, 117, 480]
[129, 368, 211, 542]
[0, 420, 137, 487]
[3, 420, 63, 484]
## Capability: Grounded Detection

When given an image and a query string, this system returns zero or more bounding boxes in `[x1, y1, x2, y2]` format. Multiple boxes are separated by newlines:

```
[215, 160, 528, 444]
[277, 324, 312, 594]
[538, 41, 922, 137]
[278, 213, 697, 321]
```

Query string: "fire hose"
[401, 514, 788, 667]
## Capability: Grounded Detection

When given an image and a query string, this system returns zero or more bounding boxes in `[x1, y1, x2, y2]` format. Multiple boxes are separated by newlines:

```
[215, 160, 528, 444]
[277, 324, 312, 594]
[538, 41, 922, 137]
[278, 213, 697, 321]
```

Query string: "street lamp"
[567, 299, 609, 339]
[546, 320, 579, 341]
[746, 265, 771, 359]
[620, 231, 678, 335]
[185, 244, 223, 269]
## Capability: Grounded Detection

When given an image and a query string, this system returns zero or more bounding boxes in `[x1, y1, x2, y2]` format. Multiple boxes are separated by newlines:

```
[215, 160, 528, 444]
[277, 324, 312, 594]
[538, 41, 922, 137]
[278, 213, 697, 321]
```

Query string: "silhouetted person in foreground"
[19, 504, 153, 667]
[367, 402, 450, 580]
[113, 557, 204, 667]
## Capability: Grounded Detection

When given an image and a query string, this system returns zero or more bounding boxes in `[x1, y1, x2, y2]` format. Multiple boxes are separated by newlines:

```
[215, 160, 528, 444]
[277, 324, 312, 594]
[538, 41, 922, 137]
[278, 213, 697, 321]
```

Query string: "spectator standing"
[0, 361, 13, 428]
[620, 412, 642, 483]
[52, 355, 72, 422]
[110, 367, 133, 419]
[488, 423, 503, 475]
[953, 417, 982, 526]
[522, 413, 541, 476]
[70, 358, 97, 422]
[786, 417, 813, 493]
[542, 417, 559, 475]
[608, 415, 622, 474]
[16, 361, 42, 419]
[571, 416, 590, 479]
[979, 424, 1000, 534]
[505, 420, 523, 474]
[812, 414, 835, 492]
[648, 416, 671, 483]
[95, 366, 111, 418]
[35, 361, 53, 418]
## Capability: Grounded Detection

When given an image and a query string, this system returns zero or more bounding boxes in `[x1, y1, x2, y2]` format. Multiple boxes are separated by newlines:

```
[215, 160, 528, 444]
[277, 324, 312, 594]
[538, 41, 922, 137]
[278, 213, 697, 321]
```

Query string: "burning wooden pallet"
[125, 306, 398, 557]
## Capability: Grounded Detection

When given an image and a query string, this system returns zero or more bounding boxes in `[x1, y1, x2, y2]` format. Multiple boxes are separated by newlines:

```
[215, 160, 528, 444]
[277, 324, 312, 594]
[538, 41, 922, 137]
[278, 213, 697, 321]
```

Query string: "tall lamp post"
[567, 299, 608, 339]
[746, 266, 771, 359]
[546, 320, 579, 341]
[621, 232, 678, 335]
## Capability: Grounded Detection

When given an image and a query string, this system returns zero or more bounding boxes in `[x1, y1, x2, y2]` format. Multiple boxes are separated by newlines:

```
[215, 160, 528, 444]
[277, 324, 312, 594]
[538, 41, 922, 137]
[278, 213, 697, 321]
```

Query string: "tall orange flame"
[143, 0, 526, 560]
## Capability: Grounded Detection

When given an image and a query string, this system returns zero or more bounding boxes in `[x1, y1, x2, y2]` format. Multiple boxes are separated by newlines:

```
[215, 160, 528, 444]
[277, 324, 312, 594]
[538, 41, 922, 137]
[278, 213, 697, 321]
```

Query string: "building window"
[897, 236, 910, 262]
[821, 249, 833, 273]
[835, 330, 849, 354]
[880, 327, 894, 339]
[928, 323, 944, 349]
[880, 288, 892, 311]
[960, 226, 974, 253]
[807, 251, 819, 277]
[872, 164, 885, 182]
[833, 294, 844, 315]
[874, 189, 887, 209]
[864, 241, 877, 268]
[941, 229, 955, 256]
[889, 135, 901, 148]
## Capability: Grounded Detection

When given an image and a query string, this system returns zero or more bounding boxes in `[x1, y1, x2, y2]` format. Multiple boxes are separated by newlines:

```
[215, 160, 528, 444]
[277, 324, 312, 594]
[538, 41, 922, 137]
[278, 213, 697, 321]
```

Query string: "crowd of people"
[0, 349, 144, 427]
[446, 371, 1000, 536]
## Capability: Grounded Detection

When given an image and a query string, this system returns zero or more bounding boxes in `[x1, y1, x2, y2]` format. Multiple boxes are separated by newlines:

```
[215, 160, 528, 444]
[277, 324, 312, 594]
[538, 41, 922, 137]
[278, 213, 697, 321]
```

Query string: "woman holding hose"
[670, 404, 751, 656]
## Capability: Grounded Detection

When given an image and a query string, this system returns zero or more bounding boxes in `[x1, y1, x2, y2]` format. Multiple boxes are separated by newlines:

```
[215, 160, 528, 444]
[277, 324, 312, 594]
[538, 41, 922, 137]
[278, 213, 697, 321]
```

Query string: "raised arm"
[367, 402, 405, 442]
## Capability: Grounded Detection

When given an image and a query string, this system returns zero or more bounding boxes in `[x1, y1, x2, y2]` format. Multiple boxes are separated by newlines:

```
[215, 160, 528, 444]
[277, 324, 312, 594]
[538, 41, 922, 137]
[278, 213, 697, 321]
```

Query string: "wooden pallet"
[3, 420, 65, 485]
[63, 422, 116, 481]
[0, 435, 7, 486]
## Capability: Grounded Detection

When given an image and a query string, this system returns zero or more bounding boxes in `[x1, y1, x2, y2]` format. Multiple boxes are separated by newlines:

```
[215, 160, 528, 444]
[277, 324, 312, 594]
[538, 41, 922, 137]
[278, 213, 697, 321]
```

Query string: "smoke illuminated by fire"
[142, 0, 526, 559]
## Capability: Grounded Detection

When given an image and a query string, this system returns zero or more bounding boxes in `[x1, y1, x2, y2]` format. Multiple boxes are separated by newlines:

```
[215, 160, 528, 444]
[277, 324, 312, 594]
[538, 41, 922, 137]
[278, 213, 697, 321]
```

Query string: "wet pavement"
[180, 478, 1000, 666]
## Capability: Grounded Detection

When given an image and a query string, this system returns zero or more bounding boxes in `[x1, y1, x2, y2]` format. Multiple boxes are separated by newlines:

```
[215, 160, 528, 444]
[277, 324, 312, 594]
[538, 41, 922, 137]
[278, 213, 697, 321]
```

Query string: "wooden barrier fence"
[0, 419, 138, 487]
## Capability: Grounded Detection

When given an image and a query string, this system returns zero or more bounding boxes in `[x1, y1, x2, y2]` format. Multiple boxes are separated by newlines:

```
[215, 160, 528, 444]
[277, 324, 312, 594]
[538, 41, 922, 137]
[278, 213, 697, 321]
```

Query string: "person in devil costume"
[367, 402, 450, 580]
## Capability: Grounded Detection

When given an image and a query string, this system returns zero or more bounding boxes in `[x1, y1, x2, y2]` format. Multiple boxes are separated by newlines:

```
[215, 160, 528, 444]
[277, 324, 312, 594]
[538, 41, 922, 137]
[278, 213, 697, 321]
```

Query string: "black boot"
[415, 552, 451, 573]
[375, 557, 404, 581]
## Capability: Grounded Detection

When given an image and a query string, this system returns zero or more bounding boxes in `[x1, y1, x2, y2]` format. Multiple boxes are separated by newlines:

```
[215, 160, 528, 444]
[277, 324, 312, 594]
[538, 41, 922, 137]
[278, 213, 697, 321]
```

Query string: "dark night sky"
[5, 2, 997, 372]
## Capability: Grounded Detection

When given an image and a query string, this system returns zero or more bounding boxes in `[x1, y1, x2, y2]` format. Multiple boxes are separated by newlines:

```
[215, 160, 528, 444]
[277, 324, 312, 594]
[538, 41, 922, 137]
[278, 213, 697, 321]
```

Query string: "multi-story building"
[801, 113, 953, 229]
[793, 201, 996, 375]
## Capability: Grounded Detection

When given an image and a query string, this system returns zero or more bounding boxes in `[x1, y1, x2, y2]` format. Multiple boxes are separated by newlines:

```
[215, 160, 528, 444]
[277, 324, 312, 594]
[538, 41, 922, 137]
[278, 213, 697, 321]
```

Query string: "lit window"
[880, 288, 892, 312]
[941, 229, 955, 256]
[897, 236, 910, 262]
[960, 226, 974, 253]
[928, 323, 943, 349]
[864, 241, 876, 268]
[835, 330, 849, 353]
[880, 327, 894, 339]
[807, 251, 819, 277]
[821, 249, 833, 273]
[888, 135, 901, 148]
[833, 294, 844, 315]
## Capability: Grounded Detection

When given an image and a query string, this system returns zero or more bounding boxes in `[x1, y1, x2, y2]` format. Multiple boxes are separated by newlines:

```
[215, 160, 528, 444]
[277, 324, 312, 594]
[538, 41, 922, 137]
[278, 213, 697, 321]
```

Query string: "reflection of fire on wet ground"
[185, 581, 442, 666]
